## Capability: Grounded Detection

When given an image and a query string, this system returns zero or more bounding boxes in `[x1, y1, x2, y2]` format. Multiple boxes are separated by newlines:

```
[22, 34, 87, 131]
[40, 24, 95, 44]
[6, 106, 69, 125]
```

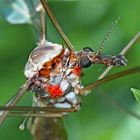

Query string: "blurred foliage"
[0, 0, 140, 140]
[131, 88, 140, 105]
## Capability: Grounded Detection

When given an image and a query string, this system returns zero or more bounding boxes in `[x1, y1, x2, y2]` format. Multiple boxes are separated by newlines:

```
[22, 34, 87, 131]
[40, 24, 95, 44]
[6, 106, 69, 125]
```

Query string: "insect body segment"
[25, 41, 82, 111]
[24, 42, 64, 78]
[24, 41, 127, 112]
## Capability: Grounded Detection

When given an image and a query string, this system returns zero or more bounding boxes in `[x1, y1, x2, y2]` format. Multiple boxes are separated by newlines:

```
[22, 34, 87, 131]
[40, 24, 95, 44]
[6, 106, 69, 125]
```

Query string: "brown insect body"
[24, 40, 127, 114]
[29, 117, 67, 140]
[25, 41, 83, 111]
[25, 40, 127, 140]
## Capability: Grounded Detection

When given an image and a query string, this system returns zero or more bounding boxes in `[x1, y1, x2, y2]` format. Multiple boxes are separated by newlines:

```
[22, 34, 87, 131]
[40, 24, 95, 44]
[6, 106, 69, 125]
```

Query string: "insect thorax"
[24, 41, 84, 111]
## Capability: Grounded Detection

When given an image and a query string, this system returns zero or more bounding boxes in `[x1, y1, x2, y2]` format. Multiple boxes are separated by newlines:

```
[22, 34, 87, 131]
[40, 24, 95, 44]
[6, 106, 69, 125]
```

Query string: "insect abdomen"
[29, 117, 68, 140]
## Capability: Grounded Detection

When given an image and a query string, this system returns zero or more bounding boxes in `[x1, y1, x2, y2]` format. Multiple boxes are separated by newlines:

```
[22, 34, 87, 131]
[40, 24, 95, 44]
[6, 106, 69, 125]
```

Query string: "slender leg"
[98, 89, 140, 120]
[0, 106, 76, 118]
[40, 0, 74, 51]
[0, 79, 31, 125]
[80, 66, 140, 94]
[0, 106, 76, 113]
[9, 113, 63, 118]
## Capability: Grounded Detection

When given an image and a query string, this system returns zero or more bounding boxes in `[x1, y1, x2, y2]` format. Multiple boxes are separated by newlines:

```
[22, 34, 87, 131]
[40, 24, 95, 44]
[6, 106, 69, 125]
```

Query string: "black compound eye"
[80, 56, 92, 68]
[83, 47, 93, 52]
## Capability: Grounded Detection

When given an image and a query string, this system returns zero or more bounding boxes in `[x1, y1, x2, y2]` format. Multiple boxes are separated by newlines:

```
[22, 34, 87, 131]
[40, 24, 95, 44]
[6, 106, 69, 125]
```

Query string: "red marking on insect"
[72, 66, 81, 76]
[47, 85, 63, 98]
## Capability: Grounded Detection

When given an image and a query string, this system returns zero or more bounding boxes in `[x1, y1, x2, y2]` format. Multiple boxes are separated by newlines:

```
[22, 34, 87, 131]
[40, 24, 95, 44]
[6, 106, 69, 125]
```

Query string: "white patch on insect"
[56, 97, 65, 103]
[54, 102, 71, 109]
[67, 73, 79, 87]
[65, 92, 78, 105]
[24, 41, 63, 78]
[50, 75, 62, 85]
[60, 80, 71, 93]
[65, 69, 72, 76]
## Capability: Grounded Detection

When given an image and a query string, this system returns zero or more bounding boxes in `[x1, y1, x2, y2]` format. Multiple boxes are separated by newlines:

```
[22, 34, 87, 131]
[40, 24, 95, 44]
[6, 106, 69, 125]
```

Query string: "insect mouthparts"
[112, 54, 128, 66]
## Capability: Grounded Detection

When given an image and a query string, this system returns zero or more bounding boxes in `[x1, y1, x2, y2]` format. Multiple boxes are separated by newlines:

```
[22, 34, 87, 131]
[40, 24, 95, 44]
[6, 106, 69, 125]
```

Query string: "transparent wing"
[0, 0, 39, 24]
[0, 0, 46, 43]
[0, 0, 78, 24]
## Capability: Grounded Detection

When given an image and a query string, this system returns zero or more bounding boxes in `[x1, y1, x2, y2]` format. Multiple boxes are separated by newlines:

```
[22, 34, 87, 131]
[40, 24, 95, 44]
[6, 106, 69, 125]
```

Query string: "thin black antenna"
[98, 17, 121, 53]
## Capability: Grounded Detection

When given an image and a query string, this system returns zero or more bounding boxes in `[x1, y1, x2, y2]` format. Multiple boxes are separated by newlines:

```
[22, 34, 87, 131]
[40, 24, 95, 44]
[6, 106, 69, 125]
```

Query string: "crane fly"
[0, 0, 140, 138]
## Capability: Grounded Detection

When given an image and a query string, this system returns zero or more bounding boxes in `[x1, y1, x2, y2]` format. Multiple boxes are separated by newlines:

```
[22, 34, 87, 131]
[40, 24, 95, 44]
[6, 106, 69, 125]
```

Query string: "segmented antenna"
[98, 17, 121, 53]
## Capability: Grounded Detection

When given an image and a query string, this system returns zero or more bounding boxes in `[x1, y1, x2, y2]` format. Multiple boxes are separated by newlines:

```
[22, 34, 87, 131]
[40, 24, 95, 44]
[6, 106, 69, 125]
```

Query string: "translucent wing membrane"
[0, 0, 74, 49]
[0, 0, 38, 24]
[0, 0, 77, 24]
[0, 0, 44, 39]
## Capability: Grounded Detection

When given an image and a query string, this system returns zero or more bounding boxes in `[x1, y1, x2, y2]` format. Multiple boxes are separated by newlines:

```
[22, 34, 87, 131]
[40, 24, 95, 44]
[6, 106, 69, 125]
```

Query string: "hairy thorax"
[24, 42, 83, 111]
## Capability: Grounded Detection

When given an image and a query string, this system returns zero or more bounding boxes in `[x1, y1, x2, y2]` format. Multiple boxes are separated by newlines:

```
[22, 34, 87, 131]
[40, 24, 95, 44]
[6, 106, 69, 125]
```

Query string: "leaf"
[131, 88, 140, 104]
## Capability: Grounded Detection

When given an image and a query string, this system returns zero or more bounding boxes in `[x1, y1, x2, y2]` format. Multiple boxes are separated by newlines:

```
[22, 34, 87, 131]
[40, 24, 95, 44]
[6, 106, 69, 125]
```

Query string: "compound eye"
[80, 56, 92, 68]
[83, 47, 93, 52]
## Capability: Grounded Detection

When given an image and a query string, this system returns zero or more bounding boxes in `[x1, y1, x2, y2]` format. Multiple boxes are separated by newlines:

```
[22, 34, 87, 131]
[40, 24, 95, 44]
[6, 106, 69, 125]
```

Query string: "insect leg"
[80, 66, 140, 119]
[40, 0, 74, 50]
[0, 106, 76, 113]
[0, 79, 31, 125]
[80, 66, 140, 94]
[0, 106, 76, 118]
[98, 89, 140, 120]
[9, 112, 63, 118]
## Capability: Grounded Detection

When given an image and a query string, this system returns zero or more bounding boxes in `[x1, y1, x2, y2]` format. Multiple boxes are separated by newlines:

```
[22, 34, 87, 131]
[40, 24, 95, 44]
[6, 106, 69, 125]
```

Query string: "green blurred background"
[0, 0, 140, 140]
